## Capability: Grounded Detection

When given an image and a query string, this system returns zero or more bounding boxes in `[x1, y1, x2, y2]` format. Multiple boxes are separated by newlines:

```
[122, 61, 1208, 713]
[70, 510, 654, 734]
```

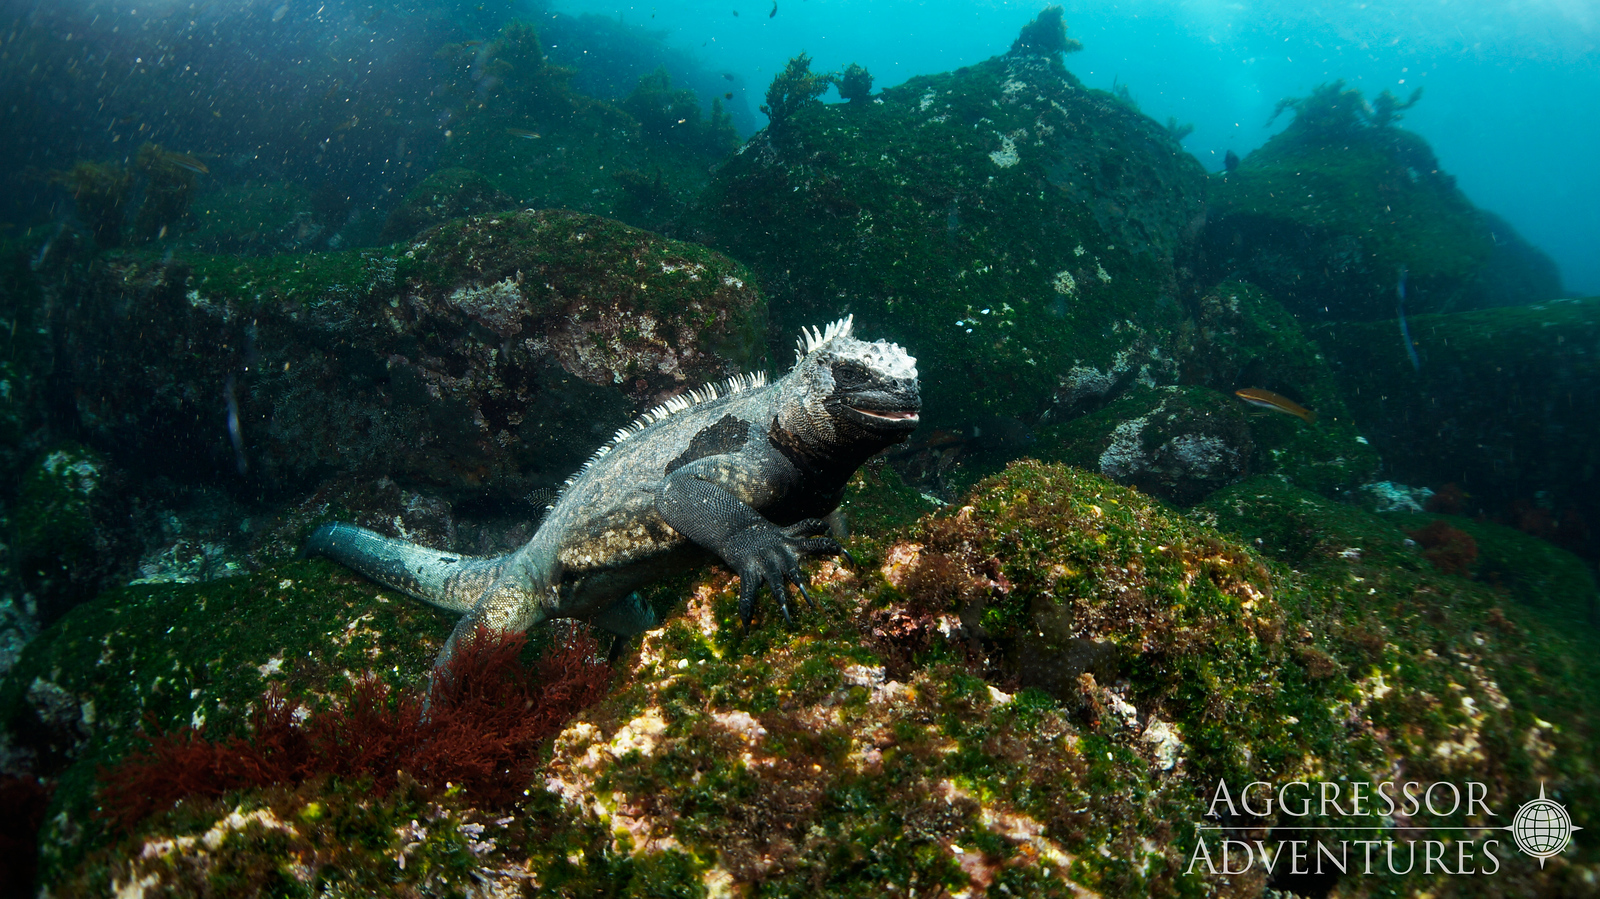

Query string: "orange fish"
[1235, 388, 1316, 423]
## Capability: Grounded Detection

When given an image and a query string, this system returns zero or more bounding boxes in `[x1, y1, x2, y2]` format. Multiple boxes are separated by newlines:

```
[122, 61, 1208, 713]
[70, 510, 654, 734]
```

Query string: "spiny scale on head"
[794, 314, 855, 363]
[561, 370, 769, 489]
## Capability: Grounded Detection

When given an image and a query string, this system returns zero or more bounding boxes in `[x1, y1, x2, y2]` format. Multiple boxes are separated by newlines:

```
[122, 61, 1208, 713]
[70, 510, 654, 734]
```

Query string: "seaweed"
[1408, 519, 1479, 577]
[623, 67, 738, 156]
[836, 62, 874, 104]
[761, 52, 832, 131]
[95, 624, 611, 830]
[1008, 5, 1083, 57]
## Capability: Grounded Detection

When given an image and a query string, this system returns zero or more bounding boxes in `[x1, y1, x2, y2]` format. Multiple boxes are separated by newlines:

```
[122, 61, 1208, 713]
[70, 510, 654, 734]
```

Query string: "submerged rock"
[46, 208, 766, 499]
[1312, 295, 1600, 560]
[688, 26, 1206, 427]
[377, 167, 515, 244]
[1199, 82, 1562, 320]
[13, 461, 1596, 896]
[1034, 384, 1255, 505]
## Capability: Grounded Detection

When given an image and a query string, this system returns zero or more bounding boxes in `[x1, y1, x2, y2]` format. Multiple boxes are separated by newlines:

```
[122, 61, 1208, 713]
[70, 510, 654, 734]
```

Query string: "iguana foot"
[730, 517, 845, 626]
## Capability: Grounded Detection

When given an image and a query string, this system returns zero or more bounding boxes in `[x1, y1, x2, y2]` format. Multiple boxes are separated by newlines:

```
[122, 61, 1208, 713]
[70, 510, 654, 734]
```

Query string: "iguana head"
[779, 315, 920, 448]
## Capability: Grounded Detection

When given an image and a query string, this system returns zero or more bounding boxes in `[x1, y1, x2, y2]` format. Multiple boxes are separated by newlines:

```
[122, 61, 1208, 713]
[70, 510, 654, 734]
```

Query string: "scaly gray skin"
[307, 316, 920, 675]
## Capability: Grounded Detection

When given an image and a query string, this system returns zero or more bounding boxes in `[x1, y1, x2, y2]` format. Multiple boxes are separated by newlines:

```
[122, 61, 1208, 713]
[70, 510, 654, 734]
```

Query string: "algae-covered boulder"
[377, 167, 515, 244]
[1033, 385, 1255, 505]
[8, 445, 132, 624]
[1311, 296, 1600, 557]
[21, 461, 1597, 896]
[1200, 82, 1562, 321]
[1030, 281, 1380, 505]
[0, 560, 453, 883]
[1177, 280, 1378, 496]
[688, 13, 1206, 428]
[48, 209, 767, 498]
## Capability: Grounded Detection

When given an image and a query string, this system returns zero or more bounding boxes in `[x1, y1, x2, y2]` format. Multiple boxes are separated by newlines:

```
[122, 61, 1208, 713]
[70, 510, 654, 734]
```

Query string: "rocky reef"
[2, 8, 1598, 897]
[3, 462, 1595, 896]
[44, 208, 766, 500]
[687, 10, 1207, 428]
[1312, 295, 1600, 562]
[1200, 82, 1563, 321]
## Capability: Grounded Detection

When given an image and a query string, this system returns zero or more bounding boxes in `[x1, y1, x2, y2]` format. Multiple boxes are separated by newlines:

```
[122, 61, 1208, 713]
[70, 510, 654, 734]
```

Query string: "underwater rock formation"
[1312, 295, 1600, 561]
[45, 209, 767, 499]
[688, 14, 1207, 428]
[377, 168, 515, 244]
[1033, 385, 1255, 505]
[5, 461, 1595, 895]
[1179, 281, 1378, 496]
[1200, 82, 1562, 321]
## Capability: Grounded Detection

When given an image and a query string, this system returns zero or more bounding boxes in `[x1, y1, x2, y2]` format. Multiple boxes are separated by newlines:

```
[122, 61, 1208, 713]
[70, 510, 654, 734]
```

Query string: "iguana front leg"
[657, 469, 845, 625]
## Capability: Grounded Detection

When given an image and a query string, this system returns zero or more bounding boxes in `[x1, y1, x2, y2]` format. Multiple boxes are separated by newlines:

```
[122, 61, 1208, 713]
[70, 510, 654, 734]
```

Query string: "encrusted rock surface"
[687, 44, 1207, 427]
[47, 208, 766, 499]
[10, 462, 1595, 896]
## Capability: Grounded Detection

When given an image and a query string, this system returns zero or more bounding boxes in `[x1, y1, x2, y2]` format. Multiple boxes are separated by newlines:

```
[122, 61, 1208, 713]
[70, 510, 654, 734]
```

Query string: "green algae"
[19, 463, 1600, 895]
[1204, 83, 1503, 320]
[0, 560, 452, 883]
[1310, 296, 1600, 525]
[690, 48, 1205, 427]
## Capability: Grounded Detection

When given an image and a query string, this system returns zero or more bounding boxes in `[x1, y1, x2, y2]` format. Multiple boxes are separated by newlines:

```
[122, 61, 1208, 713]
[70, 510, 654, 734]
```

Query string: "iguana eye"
[831, 360, 873, 389]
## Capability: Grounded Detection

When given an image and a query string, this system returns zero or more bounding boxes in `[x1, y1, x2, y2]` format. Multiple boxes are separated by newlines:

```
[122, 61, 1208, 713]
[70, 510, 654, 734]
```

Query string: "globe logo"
[1512, 783, 1581, 867]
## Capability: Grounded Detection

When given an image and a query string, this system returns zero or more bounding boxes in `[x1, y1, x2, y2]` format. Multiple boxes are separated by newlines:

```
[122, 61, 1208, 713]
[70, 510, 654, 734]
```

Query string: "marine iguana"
[307, 315, 920, 673]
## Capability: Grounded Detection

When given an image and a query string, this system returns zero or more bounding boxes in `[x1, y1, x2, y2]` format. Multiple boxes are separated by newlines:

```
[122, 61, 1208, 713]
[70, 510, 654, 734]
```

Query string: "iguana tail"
[306, 522, 507, 615]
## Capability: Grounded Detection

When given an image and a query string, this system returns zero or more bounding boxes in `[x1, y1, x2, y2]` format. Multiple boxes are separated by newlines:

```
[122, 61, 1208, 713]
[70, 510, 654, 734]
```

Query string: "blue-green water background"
[3, 0, 1595, 292]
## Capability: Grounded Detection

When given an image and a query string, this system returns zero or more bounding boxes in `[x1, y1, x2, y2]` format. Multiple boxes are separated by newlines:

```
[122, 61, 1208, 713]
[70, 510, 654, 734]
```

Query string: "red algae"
[1409, 519, 1479, 577]
[96, 624, 611, 830]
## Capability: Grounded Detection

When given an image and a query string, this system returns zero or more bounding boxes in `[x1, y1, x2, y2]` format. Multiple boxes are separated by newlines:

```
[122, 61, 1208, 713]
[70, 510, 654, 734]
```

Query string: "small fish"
[505, 127, 541, 140]
[1235, 388, 1316, 423]
[732, 9, 739, 16]
[724, 92, 734, 100]
[723, 73, 736, 81]
[1396, 263, 1420, 371]
[769, 1, 777, 16]
[225, 373, 249, 474]
[461, 40, 483, 47]
[163, 151, 209, 174]
[30, 221, 66, 271]
[1224, 149, 1240, 173]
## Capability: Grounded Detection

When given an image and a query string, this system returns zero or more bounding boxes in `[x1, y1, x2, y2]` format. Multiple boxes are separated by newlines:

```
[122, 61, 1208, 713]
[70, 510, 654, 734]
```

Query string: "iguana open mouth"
[848, 406, 918, 421]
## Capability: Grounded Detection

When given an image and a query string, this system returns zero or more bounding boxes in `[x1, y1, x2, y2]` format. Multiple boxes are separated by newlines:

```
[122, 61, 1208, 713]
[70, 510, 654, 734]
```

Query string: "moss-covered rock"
[47, 209, 767, 499]
[1310, 296, 1600, 560]
[378, 168, 514, 245]
[1199, 82, 1561, 321]
[26, 461, 1598, 896]
[1180, 281, 1345, 417]
[9, 445, 132, 623]
[687, 28, 1206, 428]
[0, 559, 453, 883]
[1033, 384, 1254, 505]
